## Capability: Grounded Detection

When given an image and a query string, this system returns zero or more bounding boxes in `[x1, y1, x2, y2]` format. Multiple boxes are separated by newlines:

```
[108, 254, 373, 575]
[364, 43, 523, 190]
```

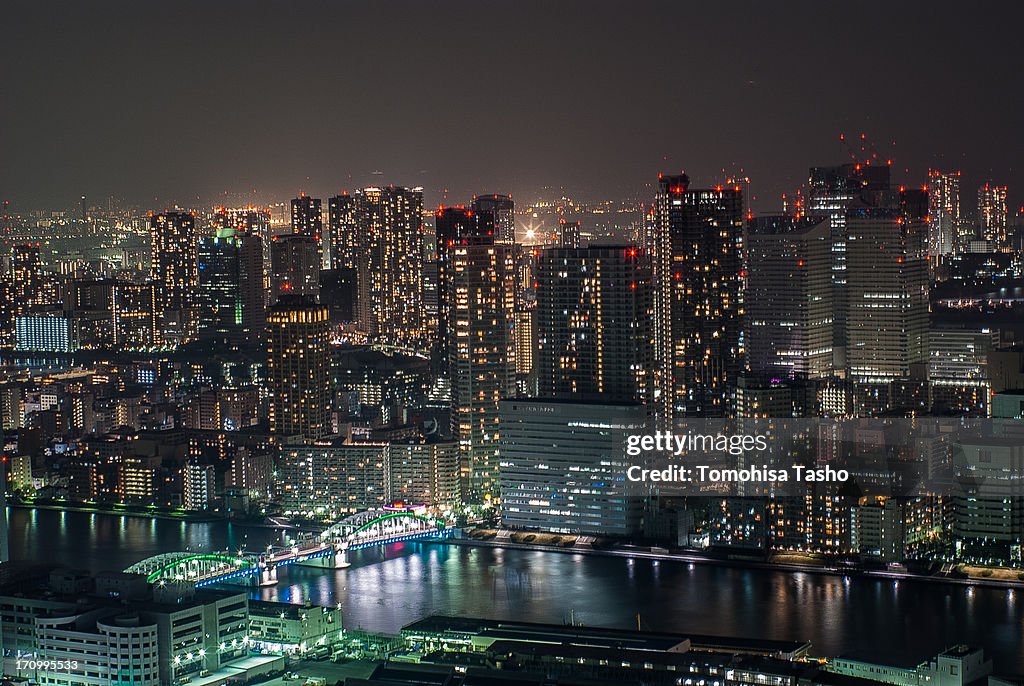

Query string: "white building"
[499, 399, 646, 536]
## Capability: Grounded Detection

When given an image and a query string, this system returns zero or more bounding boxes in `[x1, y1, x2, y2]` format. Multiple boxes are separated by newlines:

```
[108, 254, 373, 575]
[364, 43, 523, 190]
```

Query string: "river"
[7, 508, 1024, 674]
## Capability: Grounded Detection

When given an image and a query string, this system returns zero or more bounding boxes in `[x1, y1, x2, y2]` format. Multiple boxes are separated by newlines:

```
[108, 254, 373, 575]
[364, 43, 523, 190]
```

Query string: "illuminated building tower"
[471, 194, 515, 244]
[535, 245, 656, 410]
[355, 186, 427, 349]
[328, 193, 359, 271]
[434, 206, 485, 374]
[150, 211, 198, 345]
[198, 227, 265, 345]
[215, 207, 272, 291]
[845, 189, 929, 383]
[113, 282, 158, 349]
[927, 170, 960, 256]
[291, 193, 324, 267]
[807, 163, 890, 372]
[10, 243, 43, 315]
[514, 306, 536, 395]
[291, 194, 323, 237]
[447, 228, 516, 502]
[977, 182, 1008, 248]
[270, 233, 321, 304]
[266, 296, 332, 440]
[558, 218, 581, 248]
[653, 174, 743, 419]
[183, 462, 216, 511]
[746, 215, 834, 380]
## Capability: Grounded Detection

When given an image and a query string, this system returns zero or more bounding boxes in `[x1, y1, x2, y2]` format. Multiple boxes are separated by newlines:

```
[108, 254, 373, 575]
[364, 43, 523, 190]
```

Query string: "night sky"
[3, 0, 1022, 212]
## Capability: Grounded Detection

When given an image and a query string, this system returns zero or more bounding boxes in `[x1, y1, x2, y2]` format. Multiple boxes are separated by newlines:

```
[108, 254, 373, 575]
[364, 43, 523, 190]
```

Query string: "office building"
[15, 309, 76, 352]
[150, 211, 199, 344]
[746, 215, 834, 379]
[653, 174, 743, 419]
[266, 297, 332, 440]
[499, 399, 646, 536]
[845, 189, 929, 382]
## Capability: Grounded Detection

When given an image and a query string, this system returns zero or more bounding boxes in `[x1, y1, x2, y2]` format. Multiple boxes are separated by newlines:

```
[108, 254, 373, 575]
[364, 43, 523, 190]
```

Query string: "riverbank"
[8, 501, 221, 522]
[442, 532, 1024, 591]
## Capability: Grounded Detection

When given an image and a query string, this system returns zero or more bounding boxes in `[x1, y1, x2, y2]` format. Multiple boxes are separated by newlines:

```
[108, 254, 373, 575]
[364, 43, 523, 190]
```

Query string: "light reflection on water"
[8, 507, 1024, 673]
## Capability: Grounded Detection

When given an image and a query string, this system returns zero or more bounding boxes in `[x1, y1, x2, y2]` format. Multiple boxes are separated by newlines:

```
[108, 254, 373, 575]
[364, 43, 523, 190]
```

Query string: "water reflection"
[7, 508, 1024, 672]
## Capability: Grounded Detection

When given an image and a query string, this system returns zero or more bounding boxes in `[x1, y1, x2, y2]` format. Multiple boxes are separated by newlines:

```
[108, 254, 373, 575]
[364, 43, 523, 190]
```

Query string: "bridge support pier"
[295, 548, 350, 569]
[259, 564, 278, 586]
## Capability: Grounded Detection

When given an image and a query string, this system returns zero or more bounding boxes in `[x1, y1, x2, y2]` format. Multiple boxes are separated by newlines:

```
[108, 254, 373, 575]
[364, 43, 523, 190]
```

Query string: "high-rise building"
[434, 206, 483, 375]
[112, 282, 158, 349]
[355, 186, 427, 349]
[150, 211, 198, 344]
[266, 296, 332, 440]
[471, 194, 515, 244]
[807, 163, 891, 371]
[977, 182, 1008, 248]
[653, 174, 743, 419]
[270, 233, 321, 304]
[447, 229, 516, 501]
[746, 215, 834, 380]
[499, 399, 646, 536]
[535, 245, 656, 409]
[845, 189, 929, 382]
[198, 227, 264, 345]
[291, 194, 323, 237]
[558, 219, 581, 248]
[10, 243, 42, 316]
[927, 170, 961, 256]
[280, 441, 388, 517]
[388, 442, 461, 509]
[328, 193, 359, 271]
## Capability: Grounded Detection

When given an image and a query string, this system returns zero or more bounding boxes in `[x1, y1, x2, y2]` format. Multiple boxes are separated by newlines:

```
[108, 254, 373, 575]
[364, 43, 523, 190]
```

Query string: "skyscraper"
[447, 229, 516, 501]
[291, 193, 324, 268]
[291, 194, 323, 238]
[270, 233, 321, 304]
[150, 211, 199, 345]
[746, 215, 834, 380]
[355, 186, 427, 349]
[977, 182, 1008, 248]
[198, 226, 264, 345]
[558, 219, 581, 248]
[327, 193, 359, 271]
[434, 206, 487, 374]
[266, 296, 332, 440]
[927, 170, 960, 256]
[471, 194, 515, 244]
[653, 174, 743, 419]
[10, 243, 42, 316]
[535, 245, 656, 408]
[845, 189, 929, 382]
[807, 163, 891, 371]
[113, 282, 158, 349]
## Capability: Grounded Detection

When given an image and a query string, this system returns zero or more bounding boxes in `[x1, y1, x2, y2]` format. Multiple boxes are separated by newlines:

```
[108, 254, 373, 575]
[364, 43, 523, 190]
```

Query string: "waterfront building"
[388, 442, 461, 509]
[498, 399, 646, 536]
[183, 462, 216, 511]
[248, 600, 342, 655]
[279, 441, 388, 518]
